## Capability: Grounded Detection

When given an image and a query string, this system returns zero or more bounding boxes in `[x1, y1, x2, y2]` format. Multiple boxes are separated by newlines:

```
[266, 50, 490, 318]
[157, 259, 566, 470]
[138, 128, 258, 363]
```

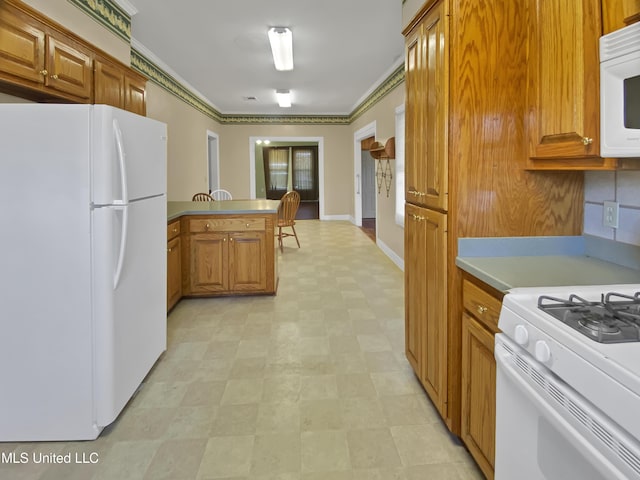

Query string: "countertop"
[456, 235, 640, 292]
[168, 200, 280, 221]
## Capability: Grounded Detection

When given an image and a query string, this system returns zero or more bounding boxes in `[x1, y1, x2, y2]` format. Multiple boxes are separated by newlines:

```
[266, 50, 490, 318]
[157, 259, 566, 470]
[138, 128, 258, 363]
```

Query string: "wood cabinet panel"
[94, 58, 124, 108]
[124, 74, 146, 116]
[190, 232, 228, 293]
[46, 34, 92, 99]
[405, 203, 447, 418]
[526, 0, 604, 167]
[229, 232, 267, 292]
[0, 7, 45, 85]
[167, 236, 182, 311]
[461, 312, 496, 480]
[462, 279, 501, 332]
[404, 2, 448, 210]
[602, 0, 640, 34]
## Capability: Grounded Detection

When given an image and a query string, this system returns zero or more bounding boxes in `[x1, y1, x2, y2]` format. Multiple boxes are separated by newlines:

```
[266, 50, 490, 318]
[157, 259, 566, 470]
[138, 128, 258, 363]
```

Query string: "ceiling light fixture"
[276, 89, 292, 108]
[268, 27, 293, 71]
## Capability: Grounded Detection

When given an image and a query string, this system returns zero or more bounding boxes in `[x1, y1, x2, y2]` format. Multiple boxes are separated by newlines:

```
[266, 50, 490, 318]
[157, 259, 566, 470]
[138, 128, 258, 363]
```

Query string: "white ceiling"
[126, 0, 405, 116]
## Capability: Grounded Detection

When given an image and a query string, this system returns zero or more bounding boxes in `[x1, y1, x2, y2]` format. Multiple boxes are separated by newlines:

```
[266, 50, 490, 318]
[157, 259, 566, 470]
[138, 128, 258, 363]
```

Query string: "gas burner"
[538, 291, 640, 344]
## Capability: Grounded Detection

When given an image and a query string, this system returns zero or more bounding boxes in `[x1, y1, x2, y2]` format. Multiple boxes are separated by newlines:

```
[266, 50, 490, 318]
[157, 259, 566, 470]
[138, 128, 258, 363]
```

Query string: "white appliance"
[0, 104, 167, 441]
[600, 21, 640, 157]
[495, 284, 640, 480]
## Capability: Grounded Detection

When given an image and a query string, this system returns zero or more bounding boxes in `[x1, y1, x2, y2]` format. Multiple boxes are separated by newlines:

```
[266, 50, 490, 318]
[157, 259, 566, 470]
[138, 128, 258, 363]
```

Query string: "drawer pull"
[39, 69, 48, 76]
[205, 223, 210, 230]
[172, 228, 178, 233]
[582, 137, 593, 146]
[51, 74, 59, 80]
[167, 247, 172, 252]
[246, 223, 250, 228]
[477, 305, 488, 315]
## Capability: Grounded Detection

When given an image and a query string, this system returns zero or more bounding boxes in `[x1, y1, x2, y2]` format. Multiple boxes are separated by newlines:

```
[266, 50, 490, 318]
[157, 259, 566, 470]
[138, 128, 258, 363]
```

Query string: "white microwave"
[600, 21, 640, 158]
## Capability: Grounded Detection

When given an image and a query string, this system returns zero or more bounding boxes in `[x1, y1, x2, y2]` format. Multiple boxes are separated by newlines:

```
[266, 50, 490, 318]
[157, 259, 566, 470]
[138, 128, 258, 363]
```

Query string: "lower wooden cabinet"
[460, 278, 503, 480]
[184, 214, 276, 297]
[405, 203, 448, 418]
[167, 220, 182, 311]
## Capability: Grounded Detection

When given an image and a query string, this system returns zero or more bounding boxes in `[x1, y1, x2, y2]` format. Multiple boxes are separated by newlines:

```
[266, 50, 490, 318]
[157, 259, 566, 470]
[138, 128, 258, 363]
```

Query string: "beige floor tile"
[229, 357, 267, 379]
[339, 397, 387, 430]
[181, 381, 227, 407]
[236, 339, 270, 358]
[352, 467, 407, 480]
[132, 381, 188, 408]
[107, 407, 177, 441]
[300, 399, 343, 431]
[364, 351, 403, 373]
[162, 406, 217, 440]
[300, 374, 338, 400]
[94, 440, 160, 480]
[261, 375, 301, 403]
[211, 404, 258, 436]
[332, 353, 369, 374]
[336, 374, 377, 398]
[143, 438, 207, 479]
[220, 379, 264, 405]
[356, 334, 393, 353]
[301, 430, 351, 473]
[370, 372, 421, 397]
[329, 335, 362, 355]
[256, 402, 300, 433]
[250, 432, 301, 476]
[346, 428, 402, 469]
[391, 424, 461, 466]
[197, 435, 254, 479]
[380, 394, 439, 426]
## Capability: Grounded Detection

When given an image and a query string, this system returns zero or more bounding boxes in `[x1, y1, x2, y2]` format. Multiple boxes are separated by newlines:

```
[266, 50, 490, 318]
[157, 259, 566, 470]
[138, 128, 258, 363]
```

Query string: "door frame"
[249, 136, 325, 218]
[353, 121, 377, 227]
[207, 130, 220, 192]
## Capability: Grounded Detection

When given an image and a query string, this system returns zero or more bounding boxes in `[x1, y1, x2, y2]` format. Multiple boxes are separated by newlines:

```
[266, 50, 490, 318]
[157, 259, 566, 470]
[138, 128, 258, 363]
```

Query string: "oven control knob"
[514, 325, 529, 346]
[535, 341, 552, 364]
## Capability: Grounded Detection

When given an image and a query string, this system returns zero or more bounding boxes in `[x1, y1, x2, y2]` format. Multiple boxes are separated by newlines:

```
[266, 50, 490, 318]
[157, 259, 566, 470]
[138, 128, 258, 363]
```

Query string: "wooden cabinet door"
[190, 233, 228, 293]
[46, 33, 92, 100]
[0, 6, 45, 85]
[125, 74, 146, 115]
[527, 0, 601, 161]
[602, 0, 640, 34]
[461, 312, 496, 480]
[94, 58, 124, 108]
[229, 232, 267, 292]
[422, 207, 447, 416]
[405, 1, 448, 210]
[404, 203, 426, 374]
[167, 236, 182, 311]
[405, 204, 447, 417]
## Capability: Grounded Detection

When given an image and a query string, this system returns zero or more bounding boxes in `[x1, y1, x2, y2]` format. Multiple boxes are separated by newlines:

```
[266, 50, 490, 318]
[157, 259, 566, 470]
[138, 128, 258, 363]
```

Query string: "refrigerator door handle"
[113, 204, 129, 289]
[113, 119, 128, 205]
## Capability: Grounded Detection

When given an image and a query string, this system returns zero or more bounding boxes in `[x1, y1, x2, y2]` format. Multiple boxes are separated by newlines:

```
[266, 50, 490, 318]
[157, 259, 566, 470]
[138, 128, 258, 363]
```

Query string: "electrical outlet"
[603, 201, 619, 229]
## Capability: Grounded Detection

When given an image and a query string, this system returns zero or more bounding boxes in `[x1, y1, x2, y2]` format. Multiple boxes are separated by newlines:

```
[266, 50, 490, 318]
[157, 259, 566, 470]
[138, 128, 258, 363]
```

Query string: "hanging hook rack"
[369, 137, 395, 197]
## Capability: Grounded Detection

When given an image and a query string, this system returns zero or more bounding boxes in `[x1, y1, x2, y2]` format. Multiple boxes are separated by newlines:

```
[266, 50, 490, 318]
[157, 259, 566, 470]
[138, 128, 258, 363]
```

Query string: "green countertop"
[456, 236, 640, 292]
[168, 200, 280, 221]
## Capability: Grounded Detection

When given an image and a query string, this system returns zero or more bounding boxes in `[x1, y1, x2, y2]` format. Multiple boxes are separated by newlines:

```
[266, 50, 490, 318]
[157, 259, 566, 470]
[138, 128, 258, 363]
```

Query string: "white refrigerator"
[0, 104, 167, 441]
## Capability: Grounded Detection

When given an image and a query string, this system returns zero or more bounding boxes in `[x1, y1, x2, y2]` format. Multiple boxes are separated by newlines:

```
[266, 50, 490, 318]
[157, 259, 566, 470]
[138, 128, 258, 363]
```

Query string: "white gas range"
[495, 284, 640, 480]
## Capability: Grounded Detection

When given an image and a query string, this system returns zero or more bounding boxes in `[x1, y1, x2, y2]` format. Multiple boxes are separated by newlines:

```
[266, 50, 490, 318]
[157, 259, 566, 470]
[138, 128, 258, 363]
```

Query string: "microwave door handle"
[113, 119, 128, 205]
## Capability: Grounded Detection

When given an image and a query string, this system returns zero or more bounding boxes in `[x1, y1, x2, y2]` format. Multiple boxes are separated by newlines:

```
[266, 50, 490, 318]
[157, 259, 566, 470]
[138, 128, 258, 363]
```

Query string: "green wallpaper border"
[66, 0, 131, 42]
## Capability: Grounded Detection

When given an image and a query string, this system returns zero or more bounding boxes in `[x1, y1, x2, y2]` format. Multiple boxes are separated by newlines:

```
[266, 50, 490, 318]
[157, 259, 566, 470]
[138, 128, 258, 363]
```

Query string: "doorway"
[207, 131, 220, 193]
[353, 122, 377, 236]
[250, 137, 325, 219]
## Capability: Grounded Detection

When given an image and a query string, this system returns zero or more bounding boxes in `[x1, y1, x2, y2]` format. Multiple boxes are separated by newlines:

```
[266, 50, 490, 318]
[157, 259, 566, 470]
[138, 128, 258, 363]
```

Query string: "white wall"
[584, 171, 640, 245]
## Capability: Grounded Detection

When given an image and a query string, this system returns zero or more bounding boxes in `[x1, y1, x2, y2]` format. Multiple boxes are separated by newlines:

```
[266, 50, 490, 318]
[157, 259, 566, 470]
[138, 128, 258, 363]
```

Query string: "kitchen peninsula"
[167, 200, 280, 310]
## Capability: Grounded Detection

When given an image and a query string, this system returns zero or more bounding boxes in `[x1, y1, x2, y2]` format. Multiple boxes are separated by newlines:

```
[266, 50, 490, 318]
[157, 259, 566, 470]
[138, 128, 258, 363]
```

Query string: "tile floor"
[0, 220, 484, 480]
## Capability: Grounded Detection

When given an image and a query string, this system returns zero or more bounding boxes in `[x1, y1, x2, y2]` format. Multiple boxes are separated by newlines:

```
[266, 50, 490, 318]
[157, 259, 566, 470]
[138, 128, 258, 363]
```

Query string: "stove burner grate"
[538, 291, 640, 343]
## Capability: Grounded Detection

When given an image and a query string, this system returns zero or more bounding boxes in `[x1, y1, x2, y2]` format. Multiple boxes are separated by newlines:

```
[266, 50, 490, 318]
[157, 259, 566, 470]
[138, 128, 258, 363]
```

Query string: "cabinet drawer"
[167, 220, 181, 240]
[189, 217, 266, 233]
[463, 279, 502, 331]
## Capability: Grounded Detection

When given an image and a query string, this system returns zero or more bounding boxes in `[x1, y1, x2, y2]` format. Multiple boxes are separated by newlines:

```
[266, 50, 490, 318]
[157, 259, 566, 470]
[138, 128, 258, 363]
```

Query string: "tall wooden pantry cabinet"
[403, 0, 585, 468]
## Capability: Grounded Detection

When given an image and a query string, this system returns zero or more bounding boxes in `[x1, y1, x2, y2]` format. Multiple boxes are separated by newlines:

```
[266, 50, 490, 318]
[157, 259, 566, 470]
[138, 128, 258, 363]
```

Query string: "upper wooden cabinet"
[0, 4, 91, 102]
[0, 0, 146, 114]
[602, 0, 640, 34]
[526, 0, 604, 169]
[94, 56, 147, 115]
[404, 1, 448, 211]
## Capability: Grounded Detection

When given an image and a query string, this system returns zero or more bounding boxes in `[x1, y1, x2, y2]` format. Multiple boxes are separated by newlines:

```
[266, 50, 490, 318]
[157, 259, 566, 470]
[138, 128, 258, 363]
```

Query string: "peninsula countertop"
[168, 200, 280, 221]
[456, 235, 640, 292]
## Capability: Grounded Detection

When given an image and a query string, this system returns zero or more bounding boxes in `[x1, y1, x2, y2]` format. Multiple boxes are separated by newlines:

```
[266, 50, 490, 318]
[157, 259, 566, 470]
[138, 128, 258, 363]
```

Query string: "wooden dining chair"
[192, 192, 213, 201]
[276, 190, 301, 252]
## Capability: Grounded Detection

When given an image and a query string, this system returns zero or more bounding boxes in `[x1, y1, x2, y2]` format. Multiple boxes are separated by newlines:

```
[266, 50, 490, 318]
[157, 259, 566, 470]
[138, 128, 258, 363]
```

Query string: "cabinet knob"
[51, 74, 59, 80]
[39, 69, 48, 76]
[167, 247, 172, 252]
[172, 228, 178, 233]
[582, 137, 593, 146]
[477, 305, 488, 315]
[205, 223, 210, 230]
[223, 237, 226, 242]
[246, 223, 250, 228]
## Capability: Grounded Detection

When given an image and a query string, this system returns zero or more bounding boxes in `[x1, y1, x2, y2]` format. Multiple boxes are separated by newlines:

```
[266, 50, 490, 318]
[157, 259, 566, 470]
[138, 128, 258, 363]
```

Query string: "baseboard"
[377, 238, 404, 271]
[320, 214, 351, 221]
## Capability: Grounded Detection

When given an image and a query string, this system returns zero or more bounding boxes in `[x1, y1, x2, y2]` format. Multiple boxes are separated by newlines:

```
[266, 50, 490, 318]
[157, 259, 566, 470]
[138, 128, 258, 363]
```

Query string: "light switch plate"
[603, 201, 619, 229]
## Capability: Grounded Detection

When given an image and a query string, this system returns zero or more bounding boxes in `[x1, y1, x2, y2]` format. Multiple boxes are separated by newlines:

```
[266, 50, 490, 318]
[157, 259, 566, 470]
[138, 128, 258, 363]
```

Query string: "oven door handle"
[495, 339, 630, 480]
